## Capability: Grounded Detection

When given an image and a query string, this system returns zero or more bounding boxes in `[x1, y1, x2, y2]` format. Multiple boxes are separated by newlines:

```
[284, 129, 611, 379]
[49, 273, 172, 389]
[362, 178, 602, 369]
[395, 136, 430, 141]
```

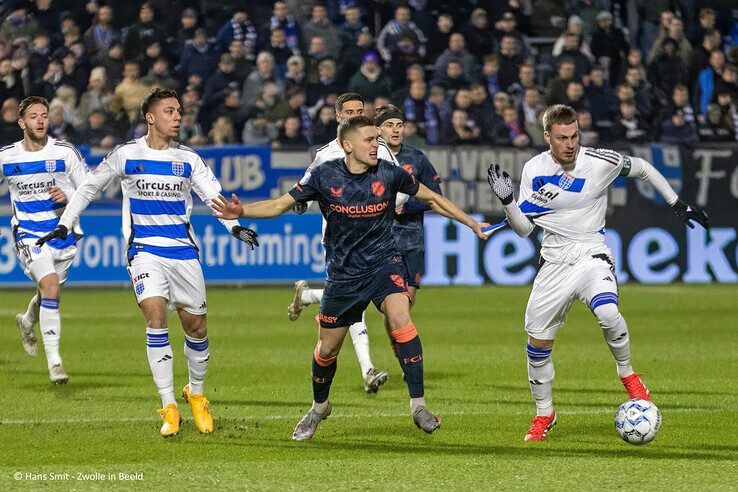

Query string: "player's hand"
[231, 226, 259, 250]
[395, 204, 404, 215]
[672, 199, 708, 229]
[487, 164, 514, 205]
[293, 202, 308, 214]
[470, 220, 491, 240]
[36, 225, 68, 246]
[212, 194, 243, 220]
[48, 186, 67, 203]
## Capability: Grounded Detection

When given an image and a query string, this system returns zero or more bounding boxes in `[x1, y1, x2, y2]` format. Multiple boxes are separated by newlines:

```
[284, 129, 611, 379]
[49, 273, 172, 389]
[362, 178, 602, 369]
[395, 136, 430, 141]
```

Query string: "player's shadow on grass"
[215, 399, 369, 410]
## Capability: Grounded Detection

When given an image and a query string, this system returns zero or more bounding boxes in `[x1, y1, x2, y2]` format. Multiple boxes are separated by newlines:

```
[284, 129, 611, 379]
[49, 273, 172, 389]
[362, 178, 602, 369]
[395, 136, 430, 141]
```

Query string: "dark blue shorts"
[401, 250, 424, 288]
[318, 256, 410, 328]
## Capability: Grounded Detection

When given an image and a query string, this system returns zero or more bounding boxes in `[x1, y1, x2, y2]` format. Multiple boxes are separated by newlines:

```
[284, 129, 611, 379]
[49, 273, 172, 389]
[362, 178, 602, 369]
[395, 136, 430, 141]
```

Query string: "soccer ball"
[614, 399, 661, 445]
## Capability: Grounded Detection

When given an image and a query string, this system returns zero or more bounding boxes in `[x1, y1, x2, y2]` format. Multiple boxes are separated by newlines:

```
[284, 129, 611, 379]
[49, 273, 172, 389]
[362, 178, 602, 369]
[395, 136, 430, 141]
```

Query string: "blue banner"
[0, 213, 325, 286]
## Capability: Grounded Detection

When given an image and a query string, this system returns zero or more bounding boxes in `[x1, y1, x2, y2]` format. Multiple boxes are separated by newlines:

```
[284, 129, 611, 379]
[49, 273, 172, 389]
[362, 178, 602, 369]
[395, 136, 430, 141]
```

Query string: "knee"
[386, 312, 412, 332]
[38, 274, 60, 300]
[316, 339, 340, 360]
[593, 303, 622, 329]
[147, 316, 168, 330]
[185, 316, 207, 339]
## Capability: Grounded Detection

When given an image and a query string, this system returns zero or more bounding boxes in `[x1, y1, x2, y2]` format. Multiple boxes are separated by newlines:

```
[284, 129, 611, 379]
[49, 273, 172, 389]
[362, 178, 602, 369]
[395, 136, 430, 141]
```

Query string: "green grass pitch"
[0, 284, 736, 489]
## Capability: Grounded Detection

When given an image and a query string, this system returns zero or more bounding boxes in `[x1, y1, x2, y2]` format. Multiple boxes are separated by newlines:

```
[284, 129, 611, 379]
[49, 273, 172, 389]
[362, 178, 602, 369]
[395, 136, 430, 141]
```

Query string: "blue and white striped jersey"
[59, 137, 237, 260]
[0, 137, 88, 249]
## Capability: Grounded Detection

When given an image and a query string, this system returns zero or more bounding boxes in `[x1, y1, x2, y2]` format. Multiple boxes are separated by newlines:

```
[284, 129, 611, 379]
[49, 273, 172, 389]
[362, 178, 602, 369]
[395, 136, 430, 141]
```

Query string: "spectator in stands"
[434, 33, 480, 84]
[123, 3, 167, 61]
[0, 98, 22, 145]
[114, 61, 150, 122]
[648, 38, 688, 99]
[180, 28, 220, 90]
[402, 120, 427, 147]
[444, 109, 482, 144]
[242, 52, 282, 109]
[493, 11, 527, 51]
[464, 8, 497, 63]
[83, 5, 121, 60]
[348, 51, 393, 102]
[78, 109, 117, 149]
[311, 104, 338, 144]
[306, 58, 343, 106]
[554, 31, 593, 80]
[584, 65, 616, 131]
[304, 35, 331, 84]
[693, 7, 717, 45]
[637, 2, 676, 57]
[228, 40, 254, 81]
[612, 100, 650, 142]
[267, 1, 300, 55]
[211, 88, 248, 135]
[171, 8, 199, 57]
[387, 34, 424, 90]
[179, 109, 207, 146]
[302, 3, 343, 60]
[32, 58, 62, 102]
[590, 11, 629, 86]
[565, 81, 589, 112]
[433, 59, 472, 93]
[273, 115, 309, 149]
[697, 103, 735, 142]
[76, 67, 111, 126]
[98, 41, 125, 90]
[507, 63, 539, 105]
[391, 63, 425, 103]
[242, 111, 278, 146]
[340, 6, 367, 42]
[714, 64, 738, 103]
[577, 110, 599, 146]
[216, 9, 258, 56]
[519, 87, 546, 145]
[660, 107, 700, 144]
[31, 0, 60, 36]
[404, 80, 440, 145]
[141, 57, 178, 91]
[498, 35, 527, 91]
[426, 13, 454, 62]
[250, 81, 289, 126]
[285, 55, 307, 90]
[552, 16, 593, 60]
[654, 84, 696, 138]
[623, 66, 653, 120]
[48, 100, 77, 142]
[377, 5, 427, 64]
[481, 54, 502, 98]
[28, 32, 52, 84]
[209, 116, 237, 145]
[200, 53, 240, 116]
[648, 15, 692, 65]
[714, 91, 738, 140]
[339, 29, 375, 85]
[267, 27, 294, 78]
[502, 106, 530, 147]
[284, 86, 313, 144]
[695, 49, 726, 116]
[688, 30, 722, 92]
[1, 7, 41, 44]
[528, 0, 568, 38]
[0, 57, 25, 103]
[546, 58, 576, 106]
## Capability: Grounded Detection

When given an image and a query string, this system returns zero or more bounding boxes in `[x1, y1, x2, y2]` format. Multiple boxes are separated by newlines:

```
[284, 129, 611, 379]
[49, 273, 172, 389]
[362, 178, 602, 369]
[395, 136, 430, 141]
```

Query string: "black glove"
[36, 225, 68, 246]
[231, 225, 259, 250]
[672, 198, 708, 229]
[293, 202, 308, 214]
[487, 164, 514, 205]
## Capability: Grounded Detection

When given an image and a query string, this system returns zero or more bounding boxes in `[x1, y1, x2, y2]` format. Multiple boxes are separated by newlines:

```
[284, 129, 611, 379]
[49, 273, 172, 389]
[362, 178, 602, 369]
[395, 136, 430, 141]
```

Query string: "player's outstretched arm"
[625, 157, 709, 229]
[414, 184, 490, 239]
[212, 193, 298, 219]
[487, 164, 535, 237]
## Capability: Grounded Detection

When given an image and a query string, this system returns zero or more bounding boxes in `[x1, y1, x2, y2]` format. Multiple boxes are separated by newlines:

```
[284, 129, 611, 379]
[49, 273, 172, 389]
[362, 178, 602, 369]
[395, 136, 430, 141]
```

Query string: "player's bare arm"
[212, 193, 297, 220]
[414, 184, 489, 239]
[48, 186, 67, 203]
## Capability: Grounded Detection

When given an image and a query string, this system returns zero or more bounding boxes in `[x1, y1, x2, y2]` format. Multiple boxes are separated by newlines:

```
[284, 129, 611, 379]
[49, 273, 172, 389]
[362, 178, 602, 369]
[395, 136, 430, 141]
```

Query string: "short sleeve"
[419, 155, 442, 195]
[289, 167, 321, 202]
[394, 165, 420, 196]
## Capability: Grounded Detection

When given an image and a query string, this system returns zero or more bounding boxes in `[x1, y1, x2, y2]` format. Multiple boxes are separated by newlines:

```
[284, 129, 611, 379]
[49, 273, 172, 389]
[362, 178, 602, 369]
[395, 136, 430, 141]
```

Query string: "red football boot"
[524, 411, 557, 441]
[621, 373, 651, 400]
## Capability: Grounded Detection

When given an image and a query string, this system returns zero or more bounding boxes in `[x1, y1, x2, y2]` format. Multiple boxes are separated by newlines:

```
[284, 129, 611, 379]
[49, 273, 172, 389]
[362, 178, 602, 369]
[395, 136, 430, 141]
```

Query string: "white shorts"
[525, 252, 619, 340]
[15, 238, 77, 285]
[127, 252, 207, 315]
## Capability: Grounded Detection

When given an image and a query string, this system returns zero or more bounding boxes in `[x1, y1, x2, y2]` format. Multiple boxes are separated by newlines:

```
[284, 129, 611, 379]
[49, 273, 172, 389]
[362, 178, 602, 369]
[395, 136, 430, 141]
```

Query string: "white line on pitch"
[0, 407, 716, 426]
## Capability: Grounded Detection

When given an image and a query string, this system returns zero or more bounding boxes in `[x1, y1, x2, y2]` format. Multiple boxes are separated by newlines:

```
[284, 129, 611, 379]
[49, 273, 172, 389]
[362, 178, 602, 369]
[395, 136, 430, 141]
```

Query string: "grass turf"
[0, 284, 736, 489]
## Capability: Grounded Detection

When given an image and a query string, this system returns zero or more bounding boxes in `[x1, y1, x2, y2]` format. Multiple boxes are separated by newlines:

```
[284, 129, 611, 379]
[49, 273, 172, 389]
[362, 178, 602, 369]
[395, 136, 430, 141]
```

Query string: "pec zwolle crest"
[558, 172, 574, 190]
[45, 160, 57, 173]
[172, 161, 185, 177]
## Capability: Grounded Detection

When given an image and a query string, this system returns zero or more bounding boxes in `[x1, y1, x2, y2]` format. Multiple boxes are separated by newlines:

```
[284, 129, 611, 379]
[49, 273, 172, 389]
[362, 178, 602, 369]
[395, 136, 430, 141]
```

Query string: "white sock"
[146, 327, 176, 407]
[39, 298, 61, 368]
[23, 293, 40, 327]
[301, 288, 323, 305]
[184, 334, 209, 395]
[410, 397, 426, 412]
[312, 400, 330, 413]
[527, 344, 554, 417]
[594, 304, 634, 378]
[349, 313, 373, 377]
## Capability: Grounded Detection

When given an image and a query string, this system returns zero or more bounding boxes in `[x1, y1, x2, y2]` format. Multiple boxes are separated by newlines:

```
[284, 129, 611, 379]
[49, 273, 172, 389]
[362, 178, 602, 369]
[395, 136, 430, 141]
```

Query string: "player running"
[212, 116, 489, 440]
[37, 88, 258, 437]
[1, 96, 88, 384]
[486, 104, 708, 441]
[288, 92, 405, 394]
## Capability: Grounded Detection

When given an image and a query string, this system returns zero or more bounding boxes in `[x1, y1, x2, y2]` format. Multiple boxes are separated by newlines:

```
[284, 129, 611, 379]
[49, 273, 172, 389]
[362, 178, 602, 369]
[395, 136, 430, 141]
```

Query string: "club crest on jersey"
[402, 164, 414, 175]
[45, 160, 56, 173]
[171, 161, 185, 177]
[330, 186, 343, 197]
[558, 172, 575, 190]
[371, 181, 385, 197]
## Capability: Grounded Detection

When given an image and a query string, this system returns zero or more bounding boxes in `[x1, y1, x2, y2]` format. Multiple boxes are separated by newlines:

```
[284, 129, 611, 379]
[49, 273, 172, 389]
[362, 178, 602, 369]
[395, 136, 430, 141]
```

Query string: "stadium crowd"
[0, 0, 736, 150]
